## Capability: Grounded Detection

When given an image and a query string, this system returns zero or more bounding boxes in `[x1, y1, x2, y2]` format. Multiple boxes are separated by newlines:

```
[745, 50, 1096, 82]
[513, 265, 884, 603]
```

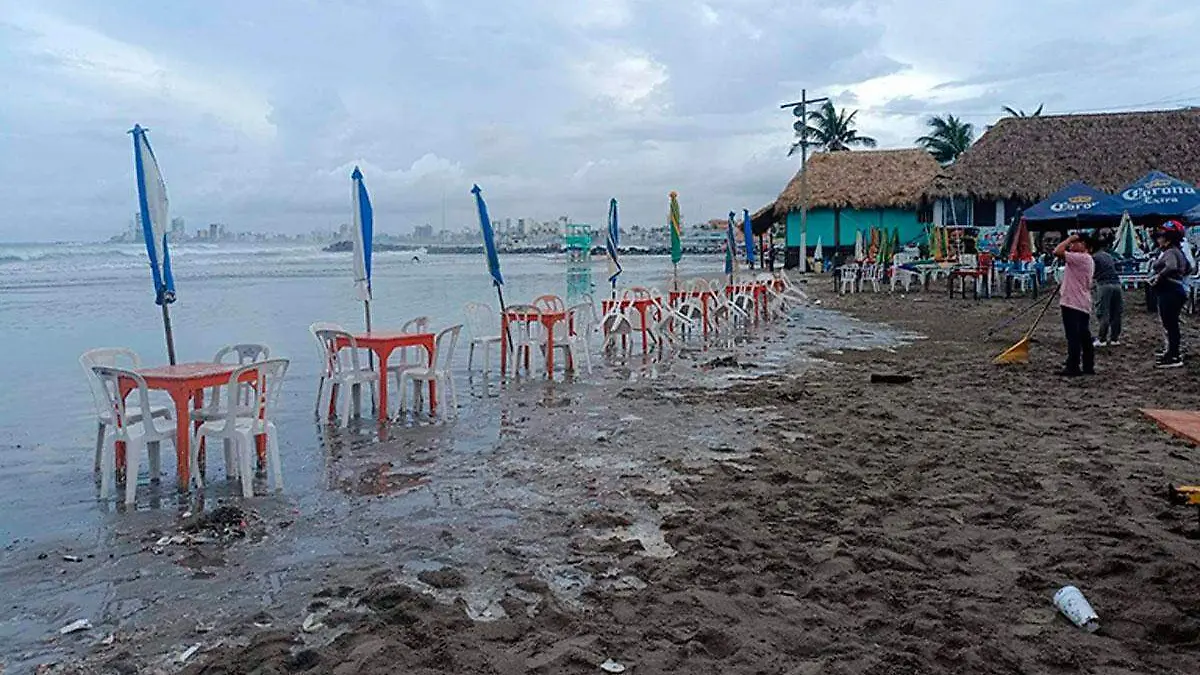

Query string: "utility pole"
[780, 89, 827, 272]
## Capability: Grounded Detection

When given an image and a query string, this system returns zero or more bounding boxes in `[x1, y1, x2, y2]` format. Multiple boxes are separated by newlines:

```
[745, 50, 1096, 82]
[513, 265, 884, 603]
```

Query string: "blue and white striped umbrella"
[350, 166, 373, 302]
[725, 211, 738, 277]
[606, 198, 622, 289]
[131, 125, 174, 306]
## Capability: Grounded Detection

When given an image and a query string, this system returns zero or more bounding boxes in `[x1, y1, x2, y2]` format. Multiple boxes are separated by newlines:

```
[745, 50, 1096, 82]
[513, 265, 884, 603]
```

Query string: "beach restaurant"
[924, 108, 1200, 230]
[771, 148, 940, 268]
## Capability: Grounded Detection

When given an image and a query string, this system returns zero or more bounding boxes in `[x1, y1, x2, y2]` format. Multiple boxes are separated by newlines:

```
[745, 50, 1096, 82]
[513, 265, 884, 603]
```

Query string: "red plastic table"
[601, 298, 657, 353]
[669, 289, 715, 336]
[726, 282, 770, 321]
[122, 363, 244, 488]
[500, 308, 569, 376]
[343, 331, 436, 422]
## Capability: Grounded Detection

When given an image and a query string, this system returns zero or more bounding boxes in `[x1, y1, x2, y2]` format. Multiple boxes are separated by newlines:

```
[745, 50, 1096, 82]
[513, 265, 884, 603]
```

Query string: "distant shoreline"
[322, 240, 728, 256]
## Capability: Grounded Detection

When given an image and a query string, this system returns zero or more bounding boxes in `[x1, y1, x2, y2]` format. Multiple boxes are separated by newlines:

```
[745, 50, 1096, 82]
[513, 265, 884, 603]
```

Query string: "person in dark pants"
[1053, 233, 1096, 376]
[1150, 221, 1191, 369]
[1089, 238, 1123, 346]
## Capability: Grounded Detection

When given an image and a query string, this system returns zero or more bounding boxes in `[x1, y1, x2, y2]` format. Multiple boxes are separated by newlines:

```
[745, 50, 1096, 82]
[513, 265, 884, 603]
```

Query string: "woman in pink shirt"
[1053, 233, 1096, 376]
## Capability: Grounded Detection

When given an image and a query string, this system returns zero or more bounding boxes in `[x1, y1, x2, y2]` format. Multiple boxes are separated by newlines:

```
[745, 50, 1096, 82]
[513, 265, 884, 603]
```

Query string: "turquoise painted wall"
[785, 208, 924, 251]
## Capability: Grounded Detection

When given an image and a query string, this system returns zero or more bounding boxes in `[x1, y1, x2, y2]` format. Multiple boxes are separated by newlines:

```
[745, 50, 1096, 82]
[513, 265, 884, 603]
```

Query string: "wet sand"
[18, 283, 1200, 674]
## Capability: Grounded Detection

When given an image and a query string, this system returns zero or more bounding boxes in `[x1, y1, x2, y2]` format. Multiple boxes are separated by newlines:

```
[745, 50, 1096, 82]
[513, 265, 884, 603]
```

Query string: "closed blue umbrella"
[606, 198, 622, 298]
[471, 184, 510, 347]
[350, 166, 374, 330]
[742, 209, 756, 267]
[725, 211, 738, 283]
[130, 124, 177, 364]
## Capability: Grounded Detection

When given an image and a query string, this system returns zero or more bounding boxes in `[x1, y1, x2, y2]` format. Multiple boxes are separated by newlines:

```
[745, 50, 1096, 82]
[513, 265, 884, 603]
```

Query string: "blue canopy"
[1086, 171, 1200, 219]
[1021, 181, 1108, 221]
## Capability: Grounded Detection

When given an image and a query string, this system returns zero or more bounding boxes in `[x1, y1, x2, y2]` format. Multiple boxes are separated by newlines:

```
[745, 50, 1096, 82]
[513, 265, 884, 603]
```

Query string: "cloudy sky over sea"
[3, 0, 1200, 241]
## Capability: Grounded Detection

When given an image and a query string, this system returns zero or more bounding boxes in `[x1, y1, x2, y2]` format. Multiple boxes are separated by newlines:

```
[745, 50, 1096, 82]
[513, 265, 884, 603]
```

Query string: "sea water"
[0, 241, 705, 541]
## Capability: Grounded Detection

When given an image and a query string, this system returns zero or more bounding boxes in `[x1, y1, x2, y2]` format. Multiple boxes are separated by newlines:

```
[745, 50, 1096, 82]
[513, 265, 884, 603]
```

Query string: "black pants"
[1061, 307, 1094, 373]
[1159, 285, 1185, 359]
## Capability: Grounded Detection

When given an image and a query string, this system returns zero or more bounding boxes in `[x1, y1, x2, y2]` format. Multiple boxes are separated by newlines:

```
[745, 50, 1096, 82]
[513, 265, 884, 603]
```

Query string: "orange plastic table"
[601, 298, 657, 353]
[726, 282, 770, 321]
[343, 331, 436, 422]
[123, 362, 244, 488]
[500, 308, 569, 376]
[669, 289, 715, 336]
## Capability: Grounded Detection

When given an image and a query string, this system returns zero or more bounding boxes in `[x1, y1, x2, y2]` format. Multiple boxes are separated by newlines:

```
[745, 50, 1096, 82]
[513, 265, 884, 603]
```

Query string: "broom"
[993, 286, 1060, 365]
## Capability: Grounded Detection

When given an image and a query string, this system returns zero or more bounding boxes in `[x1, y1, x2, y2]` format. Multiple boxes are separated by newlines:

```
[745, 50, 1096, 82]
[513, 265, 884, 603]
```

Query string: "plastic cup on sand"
[1053, 585, 1100, 632]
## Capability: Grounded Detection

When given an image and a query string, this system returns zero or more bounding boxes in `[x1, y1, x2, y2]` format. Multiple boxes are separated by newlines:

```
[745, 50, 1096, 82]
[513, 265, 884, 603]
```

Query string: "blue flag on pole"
[742, 209, 756, 265]
[472, 184, 504, 286]
[131, 125, 175, 305]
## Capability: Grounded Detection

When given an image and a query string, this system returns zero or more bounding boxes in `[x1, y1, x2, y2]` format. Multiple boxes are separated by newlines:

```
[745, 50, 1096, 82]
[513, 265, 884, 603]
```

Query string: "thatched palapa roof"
[773, 149, 940, 216]
[927, 108, 1200, 201]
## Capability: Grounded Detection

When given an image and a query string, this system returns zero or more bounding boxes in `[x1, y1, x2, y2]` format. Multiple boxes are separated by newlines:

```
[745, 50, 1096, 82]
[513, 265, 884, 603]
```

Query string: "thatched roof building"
[927, 108, 1200, 201]
[773, 148, 941, 215]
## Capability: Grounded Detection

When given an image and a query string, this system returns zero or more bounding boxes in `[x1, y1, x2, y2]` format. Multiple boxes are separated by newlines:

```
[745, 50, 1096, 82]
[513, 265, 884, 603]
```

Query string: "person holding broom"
[1053, 232, 1095, 377]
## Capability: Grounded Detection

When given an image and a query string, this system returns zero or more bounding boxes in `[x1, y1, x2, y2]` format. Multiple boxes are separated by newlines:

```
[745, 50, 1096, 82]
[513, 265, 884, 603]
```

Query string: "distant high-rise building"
[414, 224, 434, 240]
[170, 217, 185, 235]
[209, 223, 220, 240]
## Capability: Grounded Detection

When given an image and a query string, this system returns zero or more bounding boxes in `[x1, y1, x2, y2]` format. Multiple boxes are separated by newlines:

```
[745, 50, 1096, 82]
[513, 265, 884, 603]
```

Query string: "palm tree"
[789, 101, 877, 155]
[917, 114, 975, 164]
[1002, 104, 1044, 118]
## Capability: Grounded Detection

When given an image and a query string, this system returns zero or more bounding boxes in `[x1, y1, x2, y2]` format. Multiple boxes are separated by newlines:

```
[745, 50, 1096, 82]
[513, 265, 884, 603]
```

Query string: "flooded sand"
[2, 301, 908, 674]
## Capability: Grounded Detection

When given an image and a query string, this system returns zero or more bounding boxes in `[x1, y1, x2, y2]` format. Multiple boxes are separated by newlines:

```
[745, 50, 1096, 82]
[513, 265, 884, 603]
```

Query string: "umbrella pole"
[160, 303, 177, 366]
[495, 283, 513, 352]
[673, 263, 679, 293]
[363, 299, 376, 413]
[611, 280, 616, 301]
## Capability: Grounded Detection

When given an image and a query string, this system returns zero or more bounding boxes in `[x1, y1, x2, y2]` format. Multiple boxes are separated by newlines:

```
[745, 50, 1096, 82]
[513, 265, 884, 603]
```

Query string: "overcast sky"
[3, 0, 1200, 241]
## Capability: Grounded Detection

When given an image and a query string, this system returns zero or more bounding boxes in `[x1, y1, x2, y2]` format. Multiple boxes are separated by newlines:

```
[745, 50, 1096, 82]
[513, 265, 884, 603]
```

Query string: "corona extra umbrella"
[130, 124, 177, 364]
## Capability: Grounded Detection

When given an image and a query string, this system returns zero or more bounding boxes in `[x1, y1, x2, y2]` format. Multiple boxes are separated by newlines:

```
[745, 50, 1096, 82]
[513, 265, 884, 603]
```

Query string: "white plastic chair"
[707, 279, 749, 333]
[505, 305, 543, 376]
[90, 366, 178, 505]
[601, 303, 634, 359]
[839, 264, 860, 294]
[565, 303, 595, 373]
[400, 325, 462, 418]
[190, 359, 288, 498]
[863, 263, 885, 292]
[645, 292, 694, 353]
[308, 322, 344, 416]
[387, 316, 432, 387]
[192, 344, 271, 423]
[890, 255, 921, 292]
[533, 295, 566, 313]
[464, 302, 503, 377]
[314, 329, 379, 427]
[80, 348, 171, 474]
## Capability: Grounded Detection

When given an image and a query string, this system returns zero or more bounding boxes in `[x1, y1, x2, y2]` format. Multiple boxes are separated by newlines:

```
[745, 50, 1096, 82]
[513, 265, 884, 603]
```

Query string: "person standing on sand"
[1149, 221, 1191, 369]
[1053, 233, 1095, 377]
[1090, 238, 1123, 347]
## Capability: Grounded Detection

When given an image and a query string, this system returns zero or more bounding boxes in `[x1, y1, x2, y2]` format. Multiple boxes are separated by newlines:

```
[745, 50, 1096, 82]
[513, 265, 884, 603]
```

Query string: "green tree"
[917, 114, 975, 164]
[1002, 103, 1044, 118]
[790, 101, 877, 155]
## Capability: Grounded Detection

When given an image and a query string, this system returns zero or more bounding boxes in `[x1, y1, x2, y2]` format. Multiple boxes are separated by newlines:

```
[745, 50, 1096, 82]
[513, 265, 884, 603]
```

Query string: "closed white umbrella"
[130, 124, 177, 364]
[813, 237, 824, 269]
[854, 230, 864, 261]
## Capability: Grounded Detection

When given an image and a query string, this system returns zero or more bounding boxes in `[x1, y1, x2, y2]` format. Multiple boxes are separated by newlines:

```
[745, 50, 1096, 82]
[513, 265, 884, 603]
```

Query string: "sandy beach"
[15, 282, 1200, 674]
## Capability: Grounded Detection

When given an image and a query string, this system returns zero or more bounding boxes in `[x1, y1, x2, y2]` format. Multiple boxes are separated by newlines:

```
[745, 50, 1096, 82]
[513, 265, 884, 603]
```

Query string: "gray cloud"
[2, 0, 1200, 241]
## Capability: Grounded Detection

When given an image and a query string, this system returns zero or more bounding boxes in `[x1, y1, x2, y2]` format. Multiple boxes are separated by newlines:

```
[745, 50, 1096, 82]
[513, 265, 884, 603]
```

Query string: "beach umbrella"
[724, 211, 738, 285]
[814, 237, 824, 270]
[742, 209, 756, 267]
[854, 230, 865, 261]
[890, 228, 901, 261]
[606, 198, 622, 298]
[130, 124, 177, 365]
[1009, 218, 1033, 262]
[471, 185, 509, 343]
[669, 191, 683, 289]
[350, 167, 374, 332]
[1112, 211, 1138, 259]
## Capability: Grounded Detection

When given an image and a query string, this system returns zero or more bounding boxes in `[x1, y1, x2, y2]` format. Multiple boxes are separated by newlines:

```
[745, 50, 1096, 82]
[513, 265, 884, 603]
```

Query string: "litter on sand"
[1053, 585, 1100, 632]
[59, 619, 91, 635]
[600, 658, 626, 673]
[176, 644, 201, 663]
